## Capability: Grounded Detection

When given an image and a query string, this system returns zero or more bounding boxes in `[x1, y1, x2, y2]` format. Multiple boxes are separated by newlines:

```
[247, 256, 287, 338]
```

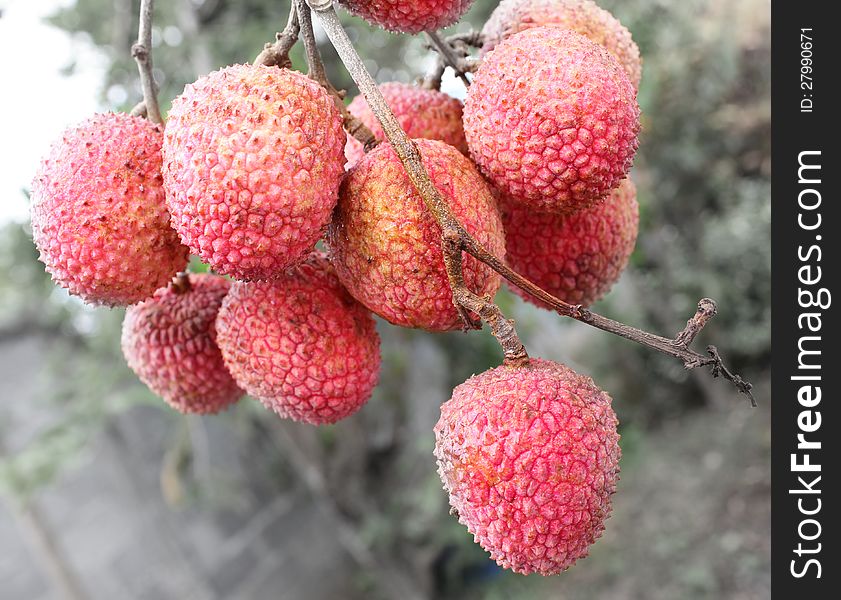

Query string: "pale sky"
[0, 0, 107, 224]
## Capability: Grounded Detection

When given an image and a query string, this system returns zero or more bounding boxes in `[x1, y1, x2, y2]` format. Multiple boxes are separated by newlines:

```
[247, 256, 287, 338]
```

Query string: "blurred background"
[0, 0, 770, 598]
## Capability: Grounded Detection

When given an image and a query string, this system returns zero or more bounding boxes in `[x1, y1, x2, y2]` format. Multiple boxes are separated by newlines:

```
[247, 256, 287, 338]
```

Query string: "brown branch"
[296, 0, 377, 150]
[443, 231, 529, 366]
[675, 298, 717, 347]
[254, 2, 300, 68]
[421, 32, 483, 90]
[306, 1, 754, 405]
[446, 31, 485, 48]
[425, 31, 471, 86]
[131, 0, 162, 124]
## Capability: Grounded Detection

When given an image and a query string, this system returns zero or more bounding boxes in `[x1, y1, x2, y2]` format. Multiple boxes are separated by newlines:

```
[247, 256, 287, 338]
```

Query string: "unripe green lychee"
[345, 82, 468, 168]
[328, 139, 505, 331]
[502, 178, 639, 308]
[121, 274, 243, 414]
[464, 27, 640, 214]
[434, 358, 621, 575]
[162, 64, 346, 281]
[30, 113, 189, 306]
[482, 0, 642, 89]
[339, 0, 475, 34]
[215, 254, 381, 425]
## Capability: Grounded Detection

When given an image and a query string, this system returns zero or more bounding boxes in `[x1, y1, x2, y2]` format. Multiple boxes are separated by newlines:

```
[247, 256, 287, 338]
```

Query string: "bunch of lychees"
[31, 0, 646, 576]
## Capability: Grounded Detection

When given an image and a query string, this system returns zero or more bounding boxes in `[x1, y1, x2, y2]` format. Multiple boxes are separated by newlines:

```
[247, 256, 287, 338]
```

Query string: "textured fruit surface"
[329, 139, 504, 331]
[162, 64, 345, 281]
[464, 28, 640, 214]
[122, 274, 242, 414]
[345, 82, 468, 168]
[434, 358, 621, 575]
[482, 0, 641, 89]
[503, 178, 639, 308]
[215, 254, 380, 425]
[31, 113, 188, 306]
[340, 0, 475, 34]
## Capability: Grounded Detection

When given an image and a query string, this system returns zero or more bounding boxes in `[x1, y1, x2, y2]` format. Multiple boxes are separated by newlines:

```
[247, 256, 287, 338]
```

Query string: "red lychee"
[340, 0, 475, 34]
[502, 178, 639, 308]
[464, 27, 640, 214]
[482, 0, 642, 89]
[121, 274, 243, 414]
[434, 358, 621, 575]
[328, 139, 505, 331]
[215, 254, 381, 425]
[162, 64, 346, 281]
[30, 113, 188, 306]
[345, 82, 468, 169]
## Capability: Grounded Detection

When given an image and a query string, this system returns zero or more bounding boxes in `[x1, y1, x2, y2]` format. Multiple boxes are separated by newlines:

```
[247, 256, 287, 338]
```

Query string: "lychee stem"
[425, 31, 472, 87]
[295, 0, 378, 150]
[131, 0, 163, 124]
[170, 272, 192, 295]
[254, 2, 300, 68]
[307, 1, 754, 405]
[421, 32, 483, 90]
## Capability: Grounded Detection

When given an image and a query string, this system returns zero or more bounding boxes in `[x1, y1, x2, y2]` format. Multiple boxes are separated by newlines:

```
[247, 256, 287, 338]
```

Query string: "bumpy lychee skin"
[215, 254, 381, 425]
[340, 0, 475, 34]
[345, 83, 468, 169]
[503, 178, 639, 308]
[464, 28, 640, 214]
[162, 64, 346, 281]
[328, 139, 505, 331]
[482, 0, 642, 89]
[434, 358, 621, 575]
[30, 114, 188, 306]
[121, 274, 243, 414]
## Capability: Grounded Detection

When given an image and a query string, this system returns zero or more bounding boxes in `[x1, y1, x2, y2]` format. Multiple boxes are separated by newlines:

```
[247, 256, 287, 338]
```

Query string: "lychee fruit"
[162, 64, 346, 281]
[502, 178, 639, 308]
[481, 0, 642, 89]
[121, 273, 243, 414]
[215, 254, 381, 425]
[339, 0, 475, 34]
[434, 358, 621, 575]
[345, 83, 468, 169]
[328, 139, 505, 331]
[30, 113, 189, 306]
[464, 27, 640, 214]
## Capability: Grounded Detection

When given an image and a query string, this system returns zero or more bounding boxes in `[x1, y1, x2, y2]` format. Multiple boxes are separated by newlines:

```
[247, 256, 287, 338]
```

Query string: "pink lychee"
[328, 139, 505, 331]
[162, 64, 346, 281]
[121, 273, 243, 414]
[30, 113, 188, 306]
[215, 254, 381, 425]
[482, 0, 642, 89]
[344, 82, 468, 168]
[464, 27, 640, 214]
[502, 178, 639, 308]
[340, 0, 475, 34]
[434, 358, 621, 575]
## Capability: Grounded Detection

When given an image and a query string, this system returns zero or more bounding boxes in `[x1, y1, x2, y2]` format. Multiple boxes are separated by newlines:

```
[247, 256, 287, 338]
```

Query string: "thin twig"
[446, 31, 485, 48]
[131, 0, 162, 124]
[297, 0, 377, 150]
[306, 1, 754, 404]
[674, 298, 718, 347]
[426, 31, 471, 86]
[420, 56, 446, 90]
[253, 2, 300, 68]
